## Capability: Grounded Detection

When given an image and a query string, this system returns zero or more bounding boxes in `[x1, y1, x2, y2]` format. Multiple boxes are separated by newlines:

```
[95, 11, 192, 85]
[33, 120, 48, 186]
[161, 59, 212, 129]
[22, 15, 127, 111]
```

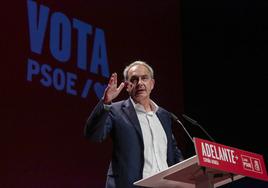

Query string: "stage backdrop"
[3, 0, 183, 187]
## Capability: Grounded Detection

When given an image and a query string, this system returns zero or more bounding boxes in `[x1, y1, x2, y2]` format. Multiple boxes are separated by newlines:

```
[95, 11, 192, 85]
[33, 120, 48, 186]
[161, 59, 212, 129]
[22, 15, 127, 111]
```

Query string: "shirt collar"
[130, 97, 159, 113]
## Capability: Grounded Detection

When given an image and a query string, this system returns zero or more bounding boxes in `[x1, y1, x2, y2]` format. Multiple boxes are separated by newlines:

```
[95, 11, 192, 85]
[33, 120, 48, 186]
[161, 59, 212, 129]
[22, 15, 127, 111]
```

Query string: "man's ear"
[150, 79, 155, 90]
[126, 86, 130, 92]
[125, 82, 131, 92]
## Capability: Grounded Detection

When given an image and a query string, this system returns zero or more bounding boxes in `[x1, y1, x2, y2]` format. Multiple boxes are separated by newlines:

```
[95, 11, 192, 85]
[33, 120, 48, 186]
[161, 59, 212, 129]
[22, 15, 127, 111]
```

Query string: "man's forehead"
[128, 72, 150, 79]
[128, 65, 150, 75]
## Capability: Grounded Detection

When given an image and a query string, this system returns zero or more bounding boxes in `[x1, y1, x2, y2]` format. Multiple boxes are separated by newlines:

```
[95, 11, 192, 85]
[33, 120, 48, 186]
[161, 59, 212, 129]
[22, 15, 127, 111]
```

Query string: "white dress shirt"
[130, 98, 168, 178]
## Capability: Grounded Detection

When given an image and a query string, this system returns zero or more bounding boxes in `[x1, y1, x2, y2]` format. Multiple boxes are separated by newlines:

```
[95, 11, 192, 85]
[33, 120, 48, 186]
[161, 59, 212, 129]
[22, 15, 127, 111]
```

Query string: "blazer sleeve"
[171, 134, 184, 163]
[84, 100, 113, 142]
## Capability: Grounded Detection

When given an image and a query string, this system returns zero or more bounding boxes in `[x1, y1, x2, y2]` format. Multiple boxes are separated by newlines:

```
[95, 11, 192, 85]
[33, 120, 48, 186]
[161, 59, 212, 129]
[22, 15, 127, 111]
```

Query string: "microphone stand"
[182, 114, 216, 142]
[170, 113, 194, 144]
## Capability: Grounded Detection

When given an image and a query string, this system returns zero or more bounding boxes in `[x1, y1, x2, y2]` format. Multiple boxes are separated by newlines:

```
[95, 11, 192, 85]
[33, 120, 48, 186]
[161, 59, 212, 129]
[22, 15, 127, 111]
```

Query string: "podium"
[134, 137, 268, 188]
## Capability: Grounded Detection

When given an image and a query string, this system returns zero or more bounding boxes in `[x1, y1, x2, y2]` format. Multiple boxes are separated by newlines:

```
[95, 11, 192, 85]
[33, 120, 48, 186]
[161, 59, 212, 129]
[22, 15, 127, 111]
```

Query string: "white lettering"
[201, 142, 207, 157]
[201, 142, 236, 164]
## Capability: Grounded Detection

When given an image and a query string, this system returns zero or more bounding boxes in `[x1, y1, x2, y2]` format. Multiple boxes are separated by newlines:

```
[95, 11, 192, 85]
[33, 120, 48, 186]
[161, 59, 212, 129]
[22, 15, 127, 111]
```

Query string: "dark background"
[3, 0, 268, 187]
[4, 0, 184, 188]
[181, 0, 268, 187]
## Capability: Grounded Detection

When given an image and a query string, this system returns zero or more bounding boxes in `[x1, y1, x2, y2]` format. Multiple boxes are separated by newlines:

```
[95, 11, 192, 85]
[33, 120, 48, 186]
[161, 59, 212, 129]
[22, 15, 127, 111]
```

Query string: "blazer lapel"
[122, 99, 143, 142]
[156, 109, 170, 138]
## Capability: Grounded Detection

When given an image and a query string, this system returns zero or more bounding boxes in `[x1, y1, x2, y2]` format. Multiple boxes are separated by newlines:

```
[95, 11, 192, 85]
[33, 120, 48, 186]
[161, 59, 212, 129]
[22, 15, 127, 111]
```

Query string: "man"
[84, 61, 184, 188]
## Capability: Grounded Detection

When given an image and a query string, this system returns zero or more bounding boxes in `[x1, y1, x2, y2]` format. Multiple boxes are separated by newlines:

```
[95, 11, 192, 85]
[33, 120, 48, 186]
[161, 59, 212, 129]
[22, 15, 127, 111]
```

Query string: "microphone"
[170, 113, 194, 144]
[182, 114, 216, 142]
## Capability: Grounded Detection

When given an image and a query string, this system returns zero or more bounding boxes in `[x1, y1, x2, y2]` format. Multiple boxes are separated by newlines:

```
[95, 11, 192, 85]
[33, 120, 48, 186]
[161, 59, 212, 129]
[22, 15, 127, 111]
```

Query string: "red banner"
[194, 137, 268, 182]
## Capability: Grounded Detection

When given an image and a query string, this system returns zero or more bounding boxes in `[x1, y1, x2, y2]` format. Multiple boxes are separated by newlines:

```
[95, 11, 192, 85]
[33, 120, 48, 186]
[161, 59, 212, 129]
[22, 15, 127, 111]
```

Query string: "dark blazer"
[84, 98, 184, 188]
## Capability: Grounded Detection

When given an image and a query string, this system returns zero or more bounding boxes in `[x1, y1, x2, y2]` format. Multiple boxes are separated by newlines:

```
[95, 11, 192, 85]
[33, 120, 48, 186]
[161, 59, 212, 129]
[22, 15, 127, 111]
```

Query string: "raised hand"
[102, 73, 125, 104]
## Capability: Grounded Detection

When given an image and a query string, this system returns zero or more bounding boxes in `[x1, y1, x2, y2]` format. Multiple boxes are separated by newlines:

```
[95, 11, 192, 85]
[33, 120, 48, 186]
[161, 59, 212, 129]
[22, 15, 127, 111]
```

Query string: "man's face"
[126, 64, 155, 103]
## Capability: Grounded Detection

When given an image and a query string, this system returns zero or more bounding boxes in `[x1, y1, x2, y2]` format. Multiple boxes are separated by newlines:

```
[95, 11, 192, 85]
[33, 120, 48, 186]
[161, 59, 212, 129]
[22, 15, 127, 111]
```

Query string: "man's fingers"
[108, 74, 114, 85]
[117, 82, 125, 92]
[108, 73, 118, 87]
[114, 73, 118, 86]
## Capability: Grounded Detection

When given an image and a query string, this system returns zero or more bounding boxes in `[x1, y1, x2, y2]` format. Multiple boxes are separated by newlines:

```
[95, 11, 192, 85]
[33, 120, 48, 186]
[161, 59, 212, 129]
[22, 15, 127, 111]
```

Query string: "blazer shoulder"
[111, 100, 125, 108]
[110, 99, 130, 111]
[157, 106, 170, 115]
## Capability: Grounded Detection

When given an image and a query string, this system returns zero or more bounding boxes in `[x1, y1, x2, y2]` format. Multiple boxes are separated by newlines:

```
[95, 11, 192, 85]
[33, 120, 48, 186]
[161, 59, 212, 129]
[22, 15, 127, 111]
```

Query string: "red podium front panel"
[194, 137, 268, 182]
